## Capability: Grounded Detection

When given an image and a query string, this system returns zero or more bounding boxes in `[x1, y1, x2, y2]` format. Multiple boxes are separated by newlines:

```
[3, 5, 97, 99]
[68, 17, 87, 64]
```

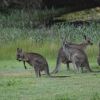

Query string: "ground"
[0, 60, 100, 100]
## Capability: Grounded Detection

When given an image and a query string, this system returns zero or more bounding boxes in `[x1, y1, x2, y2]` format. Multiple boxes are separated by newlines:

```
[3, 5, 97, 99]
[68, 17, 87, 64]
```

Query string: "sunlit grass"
[0, 38, 98, 62]
[58, 7, 100, 21]
[0, 39, 60, 60]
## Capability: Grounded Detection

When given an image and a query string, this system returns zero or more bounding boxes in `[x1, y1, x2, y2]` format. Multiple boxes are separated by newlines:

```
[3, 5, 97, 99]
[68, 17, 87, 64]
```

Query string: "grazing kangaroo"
[97, 42, 100, 66]
[52, 35, 93, 73]
[16, 48, 50, 77]
[63, 41, 92, 72]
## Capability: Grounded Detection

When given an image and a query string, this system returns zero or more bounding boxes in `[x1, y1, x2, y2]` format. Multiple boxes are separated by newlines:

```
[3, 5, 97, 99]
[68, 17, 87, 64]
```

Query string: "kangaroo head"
[83, 35, 93, 45]
[62, 40, 70, 53]
[63, 41, 70, 48]
[16, 48, 24, 61]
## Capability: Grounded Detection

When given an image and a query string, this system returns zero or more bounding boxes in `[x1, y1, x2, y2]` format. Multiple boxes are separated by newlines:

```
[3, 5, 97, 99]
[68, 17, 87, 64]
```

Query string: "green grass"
[0, 39, 98, 62]
[0, 60, 100, 100]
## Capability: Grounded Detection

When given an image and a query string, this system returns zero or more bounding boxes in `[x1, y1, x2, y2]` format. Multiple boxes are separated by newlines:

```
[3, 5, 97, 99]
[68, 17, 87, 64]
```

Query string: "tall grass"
[0, 23, 100, 44]
[0, 23, 100, 60]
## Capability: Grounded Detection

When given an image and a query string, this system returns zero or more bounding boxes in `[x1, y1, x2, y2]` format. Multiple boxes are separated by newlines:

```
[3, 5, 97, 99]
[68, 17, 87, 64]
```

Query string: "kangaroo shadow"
[50, 75, 70, 78]
[91, 70, 100, 73]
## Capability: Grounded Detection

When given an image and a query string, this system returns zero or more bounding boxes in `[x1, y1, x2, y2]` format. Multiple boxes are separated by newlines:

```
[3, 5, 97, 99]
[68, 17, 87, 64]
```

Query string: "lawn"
[0, 60, 100, 100]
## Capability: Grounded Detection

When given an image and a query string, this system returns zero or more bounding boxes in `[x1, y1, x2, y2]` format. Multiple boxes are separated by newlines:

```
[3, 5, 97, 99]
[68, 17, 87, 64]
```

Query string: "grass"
[0, 60, 100, 100]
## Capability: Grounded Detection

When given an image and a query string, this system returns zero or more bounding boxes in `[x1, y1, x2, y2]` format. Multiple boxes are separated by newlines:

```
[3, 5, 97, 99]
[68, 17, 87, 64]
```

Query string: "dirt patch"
[0, 71, 32, 77]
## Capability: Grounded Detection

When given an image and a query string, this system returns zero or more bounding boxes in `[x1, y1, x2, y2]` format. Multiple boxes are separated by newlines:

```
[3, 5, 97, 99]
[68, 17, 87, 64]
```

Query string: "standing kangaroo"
[97, 42, 100, 66]
[16, 48, 50, 77]
[63, 41, 92, 72]
[52, 35, 93, 73]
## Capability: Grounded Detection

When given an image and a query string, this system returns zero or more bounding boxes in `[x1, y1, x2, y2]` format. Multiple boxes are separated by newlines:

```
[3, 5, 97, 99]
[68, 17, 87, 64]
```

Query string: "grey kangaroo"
[63, 41, 92, 72]
[16, 48, 50, 77]
[97, 42, 100, 66]
[52, 35, 93, 73]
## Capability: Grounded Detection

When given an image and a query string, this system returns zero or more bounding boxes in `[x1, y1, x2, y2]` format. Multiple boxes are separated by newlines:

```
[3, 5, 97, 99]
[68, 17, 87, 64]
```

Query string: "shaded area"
[44, 0, 100, 11]
[0, 0, 100, 27]
[0, 0, 100, 11]
[92, 71, 100, 73]
[50, 75, 70, 78]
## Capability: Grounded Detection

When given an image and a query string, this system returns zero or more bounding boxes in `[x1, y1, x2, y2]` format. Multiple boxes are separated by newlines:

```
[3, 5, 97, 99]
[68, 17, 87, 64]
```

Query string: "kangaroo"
[16, 48, 50, 77]
[52, 35, 93, 73]
[63, 41, 92, 72]
[97, 42, 100, 66]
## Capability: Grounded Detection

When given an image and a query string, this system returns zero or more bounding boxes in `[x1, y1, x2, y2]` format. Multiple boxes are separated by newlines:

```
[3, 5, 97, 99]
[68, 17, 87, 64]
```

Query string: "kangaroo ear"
[61, 36, 65, 45]
[83, 35, 87, 40]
